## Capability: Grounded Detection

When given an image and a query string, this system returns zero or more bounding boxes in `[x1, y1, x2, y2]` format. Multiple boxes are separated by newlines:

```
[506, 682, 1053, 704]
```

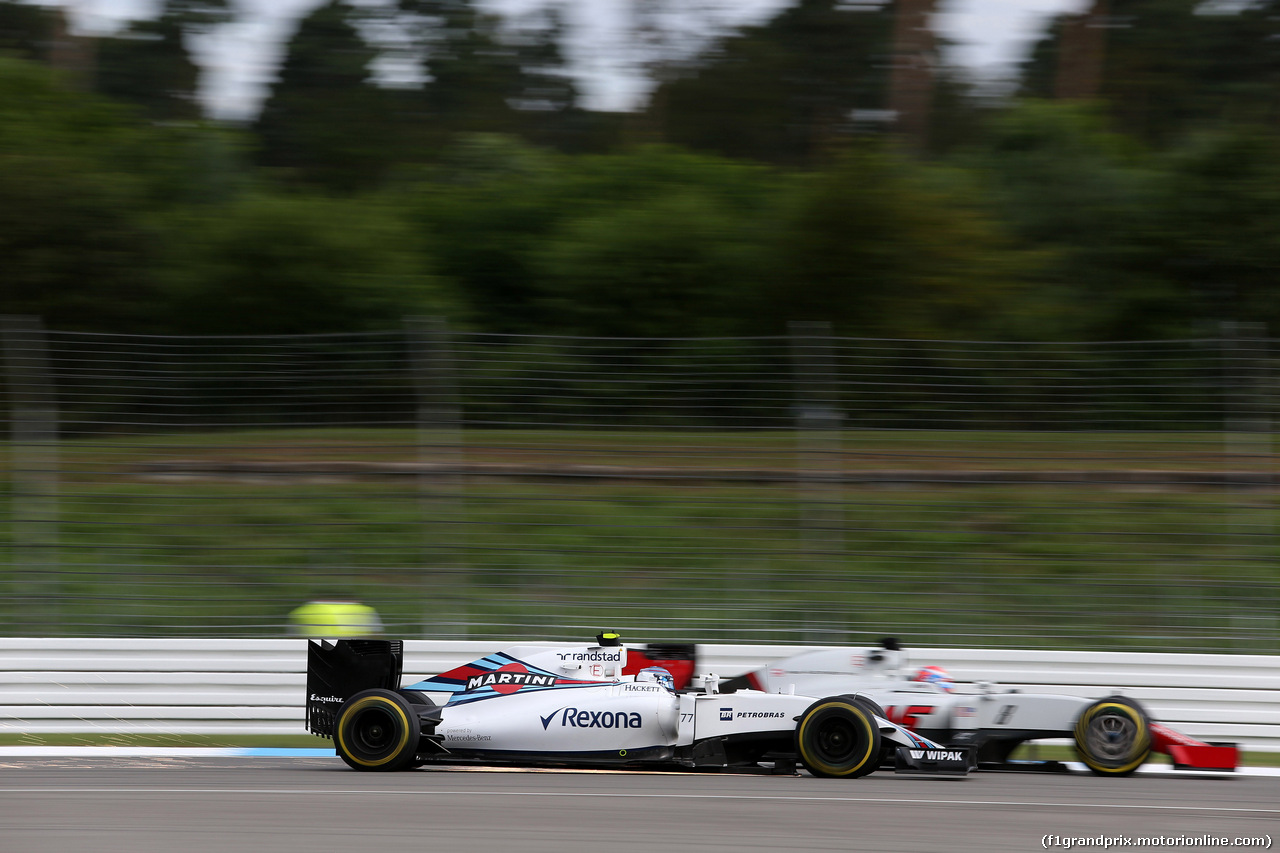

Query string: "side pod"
[306, 639, 404, 738]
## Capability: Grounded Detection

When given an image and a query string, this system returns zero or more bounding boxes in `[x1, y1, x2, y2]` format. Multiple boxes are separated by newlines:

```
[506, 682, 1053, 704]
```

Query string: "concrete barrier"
[2, 639, 1277, 750]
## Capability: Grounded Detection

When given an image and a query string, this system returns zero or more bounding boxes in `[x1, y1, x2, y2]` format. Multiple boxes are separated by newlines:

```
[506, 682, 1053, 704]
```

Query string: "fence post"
[1, 316, 60, 633]
[1222, 321, 1270, 461]
[790, 321, 845, 639]
[404, 317, 466, 638]
[1221, 321, 1273, 649]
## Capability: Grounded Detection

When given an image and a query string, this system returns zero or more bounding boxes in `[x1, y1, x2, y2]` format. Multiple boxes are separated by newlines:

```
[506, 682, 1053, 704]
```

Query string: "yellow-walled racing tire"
[335, 688, 421, 771]
[795, 696, 882, 778]
[1073, 696, 1151, 777]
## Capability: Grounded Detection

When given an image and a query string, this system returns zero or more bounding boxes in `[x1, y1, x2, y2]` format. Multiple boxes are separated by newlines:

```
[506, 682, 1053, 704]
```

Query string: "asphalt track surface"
[1, 756, 1276, 853]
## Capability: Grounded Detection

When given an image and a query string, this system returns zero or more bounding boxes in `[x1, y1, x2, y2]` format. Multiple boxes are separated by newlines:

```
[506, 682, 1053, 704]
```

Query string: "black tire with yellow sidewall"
[795, 696, 883, 778]
[335, 688, 421, 771]
[1073, 696, 1151, 777]
[840, 694, 892, 767]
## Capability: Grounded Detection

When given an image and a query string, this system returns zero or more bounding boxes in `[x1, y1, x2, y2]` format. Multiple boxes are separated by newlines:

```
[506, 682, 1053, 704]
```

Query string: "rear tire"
[399, 689, 433, 705]
[335, 688, 421, 771]
[795, 696, 882, 778]
[1073, 696, 1150, 777]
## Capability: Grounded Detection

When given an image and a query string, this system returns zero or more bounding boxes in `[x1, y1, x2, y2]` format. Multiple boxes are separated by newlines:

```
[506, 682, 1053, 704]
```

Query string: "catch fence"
[2, 318, 1276, 650]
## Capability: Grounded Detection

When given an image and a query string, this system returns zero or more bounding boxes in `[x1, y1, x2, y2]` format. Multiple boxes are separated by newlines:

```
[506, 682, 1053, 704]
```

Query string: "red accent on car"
[489, 662, 530, 694]
[1149, 721, 1238, 771]
[427, 662, 490, 685]
[625, 645, 697, 690]
[885, 704, 936, 730]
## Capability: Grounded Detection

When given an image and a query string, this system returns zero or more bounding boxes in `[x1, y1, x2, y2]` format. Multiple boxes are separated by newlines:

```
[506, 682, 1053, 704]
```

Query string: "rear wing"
[306, 639, 403, 738]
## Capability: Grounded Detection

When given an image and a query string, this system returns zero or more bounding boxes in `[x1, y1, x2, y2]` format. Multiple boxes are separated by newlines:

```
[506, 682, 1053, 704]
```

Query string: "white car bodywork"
[722, 641, 1239, 774]
[307, 637, 974, 776]
[732, 645, 1088, 737]
[405, 641, 942, 765]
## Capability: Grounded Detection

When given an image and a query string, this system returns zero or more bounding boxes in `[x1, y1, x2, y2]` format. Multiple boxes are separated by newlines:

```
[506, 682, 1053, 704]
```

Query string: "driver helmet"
[911, 665, 955, 693]
[636, 666, 675, 692]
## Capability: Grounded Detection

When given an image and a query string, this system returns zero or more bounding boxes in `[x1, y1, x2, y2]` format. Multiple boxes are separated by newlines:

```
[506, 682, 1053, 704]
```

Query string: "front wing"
[1150, 722, 1238, 771]
[894, 745, 975, 775]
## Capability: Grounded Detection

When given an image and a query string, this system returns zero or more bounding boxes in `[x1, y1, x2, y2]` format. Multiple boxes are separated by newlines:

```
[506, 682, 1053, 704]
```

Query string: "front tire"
[335, 688, 421, 771]
[1073, 696, 1150, 776]
[795, 696, 883, 778]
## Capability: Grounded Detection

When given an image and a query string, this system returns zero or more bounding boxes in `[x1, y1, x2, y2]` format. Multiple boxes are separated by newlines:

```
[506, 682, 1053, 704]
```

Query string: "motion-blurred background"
[1, 0, 1277, 651]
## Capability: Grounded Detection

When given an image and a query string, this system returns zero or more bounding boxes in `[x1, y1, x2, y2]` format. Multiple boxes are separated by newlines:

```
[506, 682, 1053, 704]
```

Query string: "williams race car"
[720, 638, 1239, 776]
[305, 633, 974, 778]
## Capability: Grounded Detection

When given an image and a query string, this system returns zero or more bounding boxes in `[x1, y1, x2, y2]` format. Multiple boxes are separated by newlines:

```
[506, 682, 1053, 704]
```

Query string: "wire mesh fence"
[2, 317, 1276, 651]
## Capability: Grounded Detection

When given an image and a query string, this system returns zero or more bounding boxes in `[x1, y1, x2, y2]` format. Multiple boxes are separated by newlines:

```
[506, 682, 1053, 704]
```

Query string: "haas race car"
[305, 632, 974, 778]
[720, 638, 1239, 776]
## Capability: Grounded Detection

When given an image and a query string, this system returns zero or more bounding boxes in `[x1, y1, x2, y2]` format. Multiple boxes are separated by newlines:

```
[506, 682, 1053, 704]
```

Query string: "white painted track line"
[0, 746, 1277, 776]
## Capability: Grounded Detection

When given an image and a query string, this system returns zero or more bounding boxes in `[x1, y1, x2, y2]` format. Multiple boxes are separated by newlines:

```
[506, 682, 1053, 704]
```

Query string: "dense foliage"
[0, 0, 1277, 340]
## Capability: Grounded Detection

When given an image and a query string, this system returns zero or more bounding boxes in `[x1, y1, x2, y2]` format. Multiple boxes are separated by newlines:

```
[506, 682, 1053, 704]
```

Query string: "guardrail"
[2, 639, 1277, 751]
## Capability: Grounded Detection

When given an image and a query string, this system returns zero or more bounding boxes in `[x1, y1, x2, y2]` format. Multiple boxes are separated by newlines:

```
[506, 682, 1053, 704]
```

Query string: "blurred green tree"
[254, 0, 395, 192]
[94, 0, 230, 121]
[533, 157, 779, 337]
[760, 142, 1024, 339]
[159, 192, 453, 334]
[963, 101, 1184, 340]
[0, 0, 58, 62]
[406, 138, 782, 336]
[500, 5, 592, 152]
[1022, 0, 1279, 144]
[1150, 127, 1280, 330]
[0, 56, 166, 330]
[395, 0, 520, 143]
[379, 0, 587, 156]
[643, 0, 896, 166]
[407, 136, 1035, 340]
[401, 134, 565, 331]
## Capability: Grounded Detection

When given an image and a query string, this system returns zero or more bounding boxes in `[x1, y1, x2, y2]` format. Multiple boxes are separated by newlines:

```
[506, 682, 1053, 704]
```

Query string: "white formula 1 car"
[720, 638, 1239, 776]
[305, 633, 974, 778]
